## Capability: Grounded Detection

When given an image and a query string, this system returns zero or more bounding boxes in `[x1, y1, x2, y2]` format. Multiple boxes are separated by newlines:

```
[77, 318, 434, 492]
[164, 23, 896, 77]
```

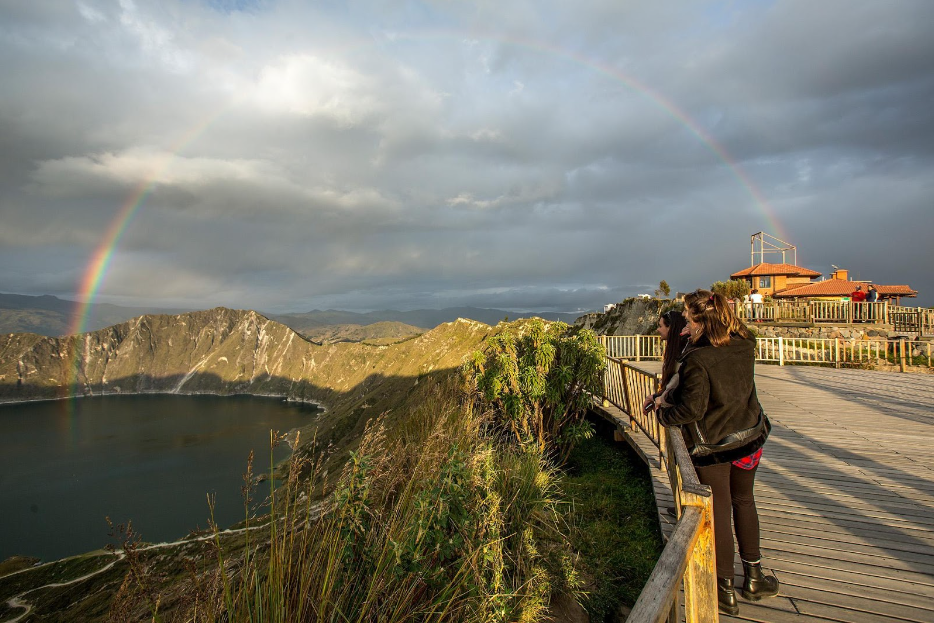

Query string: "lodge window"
[759, 276, 771, 288]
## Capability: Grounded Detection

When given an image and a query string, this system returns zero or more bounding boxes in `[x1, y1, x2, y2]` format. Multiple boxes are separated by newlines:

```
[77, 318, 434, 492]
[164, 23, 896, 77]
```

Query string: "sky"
[1, 0, 932, 314]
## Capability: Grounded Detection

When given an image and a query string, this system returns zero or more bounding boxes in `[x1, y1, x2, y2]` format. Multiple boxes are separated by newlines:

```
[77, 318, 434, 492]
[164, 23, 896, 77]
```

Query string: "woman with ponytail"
[656, 289, 778, 616]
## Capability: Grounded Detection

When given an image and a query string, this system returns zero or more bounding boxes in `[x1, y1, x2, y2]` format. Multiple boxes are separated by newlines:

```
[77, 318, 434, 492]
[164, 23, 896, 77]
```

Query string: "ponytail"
[683, 289, 750, 347]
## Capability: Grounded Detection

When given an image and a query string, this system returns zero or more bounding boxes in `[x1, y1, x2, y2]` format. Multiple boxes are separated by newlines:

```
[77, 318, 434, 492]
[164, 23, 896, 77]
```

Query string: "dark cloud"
[1, 0, 931, 313]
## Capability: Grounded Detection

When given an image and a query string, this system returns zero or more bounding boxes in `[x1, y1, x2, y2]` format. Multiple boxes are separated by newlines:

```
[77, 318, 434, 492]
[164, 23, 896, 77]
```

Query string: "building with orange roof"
[730, 262, 823, 297]
[731, 234, 919, 304]
[772, 268, 917, 304]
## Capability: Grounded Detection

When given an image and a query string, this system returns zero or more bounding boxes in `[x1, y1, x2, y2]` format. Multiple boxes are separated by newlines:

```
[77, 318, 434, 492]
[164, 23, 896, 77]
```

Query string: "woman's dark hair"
[683, 289, 750, 347]
[660, 309, 687, 387]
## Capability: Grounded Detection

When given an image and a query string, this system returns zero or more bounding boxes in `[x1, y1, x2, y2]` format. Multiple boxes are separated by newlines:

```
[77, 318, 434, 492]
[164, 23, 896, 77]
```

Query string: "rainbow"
[64, 30, 784, 396]
[64, 111, 231, 395]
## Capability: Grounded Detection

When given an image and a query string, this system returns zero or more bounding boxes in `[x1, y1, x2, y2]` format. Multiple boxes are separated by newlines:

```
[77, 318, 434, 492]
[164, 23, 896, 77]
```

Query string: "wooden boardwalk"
[598, 363, 934, 622]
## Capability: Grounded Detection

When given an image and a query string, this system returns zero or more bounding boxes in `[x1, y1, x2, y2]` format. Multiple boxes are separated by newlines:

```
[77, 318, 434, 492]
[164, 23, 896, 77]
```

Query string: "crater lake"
[0, 394, 320, 562]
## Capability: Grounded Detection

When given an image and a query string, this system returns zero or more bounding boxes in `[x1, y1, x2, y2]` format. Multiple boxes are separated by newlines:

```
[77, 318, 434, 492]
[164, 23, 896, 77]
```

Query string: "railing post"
[835, 338, 840, 369]
[682, 489, 717, 623]
[900, 338, 907, 373]
[778, 336, 784, 366]
[655, 373, 667, 470]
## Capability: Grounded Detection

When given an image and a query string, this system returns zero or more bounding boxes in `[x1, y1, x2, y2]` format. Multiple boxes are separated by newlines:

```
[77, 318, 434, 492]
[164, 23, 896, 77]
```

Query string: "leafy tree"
[655, 280, 671, 298]
[463, 319, 606, 464]
[710, 279, 750, 300]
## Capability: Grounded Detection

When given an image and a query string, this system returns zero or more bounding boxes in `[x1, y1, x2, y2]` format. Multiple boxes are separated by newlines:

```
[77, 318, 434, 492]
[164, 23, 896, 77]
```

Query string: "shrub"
[462, 319, 606, 464]
[166, 376, 579, 623]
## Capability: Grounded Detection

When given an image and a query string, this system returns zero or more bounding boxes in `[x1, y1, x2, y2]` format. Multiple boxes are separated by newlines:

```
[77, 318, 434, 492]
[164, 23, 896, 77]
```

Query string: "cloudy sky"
[1, 0, 931, 313]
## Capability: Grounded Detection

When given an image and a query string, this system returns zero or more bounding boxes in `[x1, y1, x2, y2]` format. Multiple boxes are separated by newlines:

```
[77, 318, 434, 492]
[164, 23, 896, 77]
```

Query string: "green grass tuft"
[563, 433, 663, 622]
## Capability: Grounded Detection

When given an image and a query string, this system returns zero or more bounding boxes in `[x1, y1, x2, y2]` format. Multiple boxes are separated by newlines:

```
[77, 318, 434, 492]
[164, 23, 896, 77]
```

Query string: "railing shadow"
[756, 365, 934, 426]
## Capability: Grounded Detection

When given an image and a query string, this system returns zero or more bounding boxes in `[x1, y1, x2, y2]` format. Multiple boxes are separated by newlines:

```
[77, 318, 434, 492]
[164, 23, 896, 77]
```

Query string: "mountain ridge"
[0, 307, 492, 409]
[0, 292, 589, 337]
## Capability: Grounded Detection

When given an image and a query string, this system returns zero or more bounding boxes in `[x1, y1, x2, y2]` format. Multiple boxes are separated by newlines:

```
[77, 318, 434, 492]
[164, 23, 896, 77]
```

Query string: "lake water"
[0, 394, 320, 562]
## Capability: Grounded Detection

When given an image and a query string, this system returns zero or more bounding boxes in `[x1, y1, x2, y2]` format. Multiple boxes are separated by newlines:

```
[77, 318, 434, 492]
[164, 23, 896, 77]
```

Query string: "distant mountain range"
[0, 293, 590, 337]
[271, 307, 587, 333]
[0, 293, 190, 337]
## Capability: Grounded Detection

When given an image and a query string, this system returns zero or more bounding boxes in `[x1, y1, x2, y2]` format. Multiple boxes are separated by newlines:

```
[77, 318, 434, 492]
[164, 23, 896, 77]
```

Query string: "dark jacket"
[657, 333, 766, 466]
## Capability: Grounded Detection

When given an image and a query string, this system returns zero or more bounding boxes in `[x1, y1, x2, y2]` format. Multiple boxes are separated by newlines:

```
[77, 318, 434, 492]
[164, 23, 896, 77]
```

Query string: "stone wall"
[749, 323, 925, 341]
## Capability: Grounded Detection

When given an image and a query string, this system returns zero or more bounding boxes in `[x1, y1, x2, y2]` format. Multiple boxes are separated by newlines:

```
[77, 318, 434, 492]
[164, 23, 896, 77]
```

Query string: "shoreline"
[0, 389, 327, 412]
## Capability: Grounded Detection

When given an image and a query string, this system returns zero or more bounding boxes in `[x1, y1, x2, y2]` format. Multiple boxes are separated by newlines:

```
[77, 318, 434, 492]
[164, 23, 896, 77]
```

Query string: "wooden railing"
[602, 335, 663, 360]
[604, 359, 717, 623]
[601, 335, 934, 372]
[604, 356, 666, 467]
[727, 301, 934, 335]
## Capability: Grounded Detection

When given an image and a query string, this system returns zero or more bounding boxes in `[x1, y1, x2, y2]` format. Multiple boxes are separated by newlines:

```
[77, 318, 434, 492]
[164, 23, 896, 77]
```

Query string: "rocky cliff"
[0, 307, 491, 407]
[575, 297, 680, 335]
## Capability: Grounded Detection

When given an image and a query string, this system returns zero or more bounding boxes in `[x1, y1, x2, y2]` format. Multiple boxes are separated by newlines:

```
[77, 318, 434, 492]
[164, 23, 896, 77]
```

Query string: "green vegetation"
[655, 280, 671, 299]
[118, 376, 581, 622]
[463, 319, 605, 463]
[710, 279, 750, 299]
[564, 433, 663, 621]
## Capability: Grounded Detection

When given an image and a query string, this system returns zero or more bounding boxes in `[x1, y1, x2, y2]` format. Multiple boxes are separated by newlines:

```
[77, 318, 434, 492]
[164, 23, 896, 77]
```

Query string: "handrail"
[725, 300, 933, 334]
[603, 356, 664, 456]
[601, 335, 933, 372]
[605, 359, 716, 622]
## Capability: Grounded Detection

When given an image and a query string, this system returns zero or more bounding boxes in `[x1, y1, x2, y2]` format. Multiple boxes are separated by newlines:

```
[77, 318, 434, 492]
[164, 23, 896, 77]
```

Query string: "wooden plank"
[759, 528, 934, 564]
[718, 600, 825, 623]
[754, 486, 934, 517]
[772, 567, 934, 610]
[761, 520, 934, 554]
[760, 547, 934, 587]
[795, 598, 927, 623]
[753, 499, 934, 530]
[776, 583, 934, 622]
[756, 509, 934, 546]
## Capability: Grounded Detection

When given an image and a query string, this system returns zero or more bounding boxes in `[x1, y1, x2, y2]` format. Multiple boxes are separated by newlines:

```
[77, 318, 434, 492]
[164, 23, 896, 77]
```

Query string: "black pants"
[695, 462, 761, 579]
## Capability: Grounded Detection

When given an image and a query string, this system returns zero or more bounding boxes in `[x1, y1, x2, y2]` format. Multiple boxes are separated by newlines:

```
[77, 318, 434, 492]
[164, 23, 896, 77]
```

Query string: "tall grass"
[179, 376, 579, 622]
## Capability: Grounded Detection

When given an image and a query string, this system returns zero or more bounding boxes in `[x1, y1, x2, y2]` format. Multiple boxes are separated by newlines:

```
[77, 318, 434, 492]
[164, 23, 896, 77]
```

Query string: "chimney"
[832, 269, 848, 281]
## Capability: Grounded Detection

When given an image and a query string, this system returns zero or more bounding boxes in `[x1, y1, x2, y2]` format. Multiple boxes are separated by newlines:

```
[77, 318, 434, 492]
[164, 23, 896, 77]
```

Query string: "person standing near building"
[851, 285, 867, 321]
[866, 285, 879, 321]
[749, 289, 763, 321]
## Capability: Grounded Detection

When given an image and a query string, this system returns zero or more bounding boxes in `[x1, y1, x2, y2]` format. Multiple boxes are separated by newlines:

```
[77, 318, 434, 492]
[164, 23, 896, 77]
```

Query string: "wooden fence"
[600, 335, 934, 372]
[728, 301, 932, 335]
[603, 358, 717, 623]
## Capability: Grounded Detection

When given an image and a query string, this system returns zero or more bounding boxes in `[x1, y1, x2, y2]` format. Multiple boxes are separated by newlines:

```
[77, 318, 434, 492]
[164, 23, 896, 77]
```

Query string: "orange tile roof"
[773, 280, 917, 298]
[731, 263, 822, 278]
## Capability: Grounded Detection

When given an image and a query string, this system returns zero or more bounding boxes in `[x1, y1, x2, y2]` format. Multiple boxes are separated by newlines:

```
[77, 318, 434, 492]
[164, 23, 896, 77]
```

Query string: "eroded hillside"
[0, 307, 491, 410]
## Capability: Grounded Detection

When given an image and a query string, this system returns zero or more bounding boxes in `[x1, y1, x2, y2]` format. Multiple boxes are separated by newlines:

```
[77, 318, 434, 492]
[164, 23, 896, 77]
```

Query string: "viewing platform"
[596, 359, 934, 622]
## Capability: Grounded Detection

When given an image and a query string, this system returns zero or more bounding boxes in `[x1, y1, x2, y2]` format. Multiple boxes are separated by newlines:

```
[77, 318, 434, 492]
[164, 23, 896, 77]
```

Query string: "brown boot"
[741, 559, 780, 601]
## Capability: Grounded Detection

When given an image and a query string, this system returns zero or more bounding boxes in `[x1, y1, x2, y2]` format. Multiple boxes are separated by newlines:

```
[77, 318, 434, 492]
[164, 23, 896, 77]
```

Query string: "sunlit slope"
[0, 308, 491, 404]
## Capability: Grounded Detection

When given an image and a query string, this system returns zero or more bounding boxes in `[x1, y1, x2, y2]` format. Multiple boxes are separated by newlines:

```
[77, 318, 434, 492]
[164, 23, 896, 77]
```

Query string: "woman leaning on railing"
[652, 290, 779, 617]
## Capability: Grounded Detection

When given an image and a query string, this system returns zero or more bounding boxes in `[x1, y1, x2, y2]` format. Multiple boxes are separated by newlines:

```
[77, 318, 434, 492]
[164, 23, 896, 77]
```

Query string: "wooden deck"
[597, 363, 934, 622]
